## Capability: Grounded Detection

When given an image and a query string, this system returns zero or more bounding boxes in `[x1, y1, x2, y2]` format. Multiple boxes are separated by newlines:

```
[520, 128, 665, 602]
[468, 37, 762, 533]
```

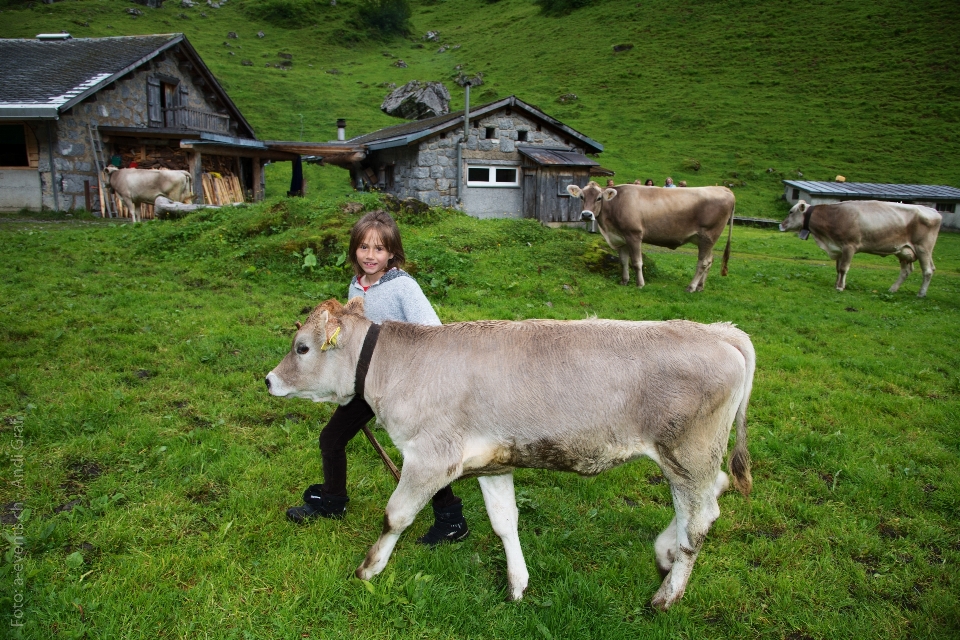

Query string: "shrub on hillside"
[535, 0, 595, 16]
[239, 0, 328, 28]
[356, 0, 413, 38]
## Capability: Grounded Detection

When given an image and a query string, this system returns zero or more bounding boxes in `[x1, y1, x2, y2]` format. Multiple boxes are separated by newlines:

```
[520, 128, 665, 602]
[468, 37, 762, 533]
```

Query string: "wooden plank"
[233, 175, 244, 202]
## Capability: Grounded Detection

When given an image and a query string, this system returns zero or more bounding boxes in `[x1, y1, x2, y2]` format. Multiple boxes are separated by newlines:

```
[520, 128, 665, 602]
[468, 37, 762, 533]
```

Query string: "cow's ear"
[316, 310, 342, 351]
[603, 188, 618, 201]
[344, 296, 365, 316]
[797, 201, 808, 212]
[566, 184, 583, 198]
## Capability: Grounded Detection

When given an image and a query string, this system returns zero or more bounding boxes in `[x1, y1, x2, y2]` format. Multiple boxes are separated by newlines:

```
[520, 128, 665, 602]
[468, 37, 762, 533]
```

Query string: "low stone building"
[324, 95, 609, 222]
[0, 33, 296, 213]
[783, 180, 960, 230]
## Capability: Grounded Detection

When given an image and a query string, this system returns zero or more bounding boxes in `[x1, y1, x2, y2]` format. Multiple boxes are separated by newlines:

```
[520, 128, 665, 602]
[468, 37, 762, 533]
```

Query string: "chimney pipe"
[337, 118, 346, 141]
[462, 82, 471, 143]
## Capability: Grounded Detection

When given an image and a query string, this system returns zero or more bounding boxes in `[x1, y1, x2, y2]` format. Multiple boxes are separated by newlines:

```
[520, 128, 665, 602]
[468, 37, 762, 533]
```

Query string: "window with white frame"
[466, 165, 519, 187]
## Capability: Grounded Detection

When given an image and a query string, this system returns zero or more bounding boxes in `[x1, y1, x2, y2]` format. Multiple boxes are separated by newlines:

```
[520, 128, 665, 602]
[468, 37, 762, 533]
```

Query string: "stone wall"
[369, 109, 582, 210]
[35, 52, 232, 212]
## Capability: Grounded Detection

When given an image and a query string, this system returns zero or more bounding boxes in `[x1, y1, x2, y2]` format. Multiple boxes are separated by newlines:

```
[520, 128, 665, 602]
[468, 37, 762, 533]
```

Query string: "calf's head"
[779, 200, 809, 232]
[265, 297, 367, 403]
[567, 181, 617, 222]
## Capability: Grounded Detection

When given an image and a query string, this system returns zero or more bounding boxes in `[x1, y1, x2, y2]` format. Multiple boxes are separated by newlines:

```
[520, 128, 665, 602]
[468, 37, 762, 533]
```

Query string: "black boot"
[286, 484, 349, 523]
[417, 502, 470, 546]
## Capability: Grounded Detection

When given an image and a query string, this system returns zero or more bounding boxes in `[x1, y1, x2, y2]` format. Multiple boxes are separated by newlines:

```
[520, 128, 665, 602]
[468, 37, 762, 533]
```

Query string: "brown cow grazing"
[104, 166, 193, 222]
[266, 297, 755, 611]
[779, 200, 942, 297]
[567, 181, 736, 292]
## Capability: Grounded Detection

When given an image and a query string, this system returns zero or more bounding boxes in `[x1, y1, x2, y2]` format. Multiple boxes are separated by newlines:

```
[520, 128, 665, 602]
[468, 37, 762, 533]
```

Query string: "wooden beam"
[252, 157, 263, 202]
[190, 150, 203, 204]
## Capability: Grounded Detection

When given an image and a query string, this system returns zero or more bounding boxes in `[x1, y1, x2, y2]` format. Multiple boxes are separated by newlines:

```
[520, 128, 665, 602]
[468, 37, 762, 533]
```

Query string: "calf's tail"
[728, 329, 754, 497]
[720, 206, 734, 276]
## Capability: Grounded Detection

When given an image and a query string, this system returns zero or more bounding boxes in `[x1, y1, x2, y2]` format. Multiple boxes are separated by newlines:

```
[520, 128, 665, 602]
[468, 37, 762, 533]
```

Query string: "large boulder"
[380, 81, 450, 120]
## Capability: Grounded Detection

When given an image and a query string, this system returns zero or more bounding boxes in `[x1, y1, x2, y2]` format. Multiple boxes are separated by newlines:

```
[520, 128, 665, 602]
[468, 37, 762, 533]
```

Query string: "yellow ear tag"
[320, 326, 340, 351]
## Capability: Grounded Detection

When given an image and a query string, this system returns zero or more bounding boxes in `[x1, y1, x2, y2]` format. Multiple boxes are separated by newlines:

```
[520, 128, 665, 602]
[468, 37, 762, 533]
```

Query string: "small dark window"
[792, 188, 800, 200]
[495, 168, 517, 183]
[517, 130, 528, 142]
[485, 127, 496, 139]
[468, 167, 490, 182]
[935, 202, 956, 213]
[0, 124, 28, 167]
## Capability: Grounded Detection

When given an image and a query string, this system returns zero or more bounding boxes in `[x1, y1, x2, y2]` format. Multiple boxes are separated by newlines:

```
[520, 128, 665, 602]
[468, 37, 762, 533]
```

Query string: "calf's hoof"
[355, 564, 377, 581]
[505, 586, 526, 602]
[650, 581, 683, 611]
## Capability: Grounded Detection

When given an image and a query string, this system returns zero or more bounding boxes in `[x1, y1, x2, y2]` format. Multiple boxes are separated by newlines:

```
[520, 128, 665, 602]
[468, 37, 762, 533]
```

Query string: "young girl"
[286, 210, 470, 546]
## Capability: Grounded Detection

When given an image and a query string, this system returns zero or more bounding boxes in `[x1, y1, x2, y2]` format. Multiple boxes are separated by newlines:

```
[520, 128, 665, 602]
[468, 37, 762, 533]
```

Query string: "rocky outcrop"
[380, 81, 450, 120]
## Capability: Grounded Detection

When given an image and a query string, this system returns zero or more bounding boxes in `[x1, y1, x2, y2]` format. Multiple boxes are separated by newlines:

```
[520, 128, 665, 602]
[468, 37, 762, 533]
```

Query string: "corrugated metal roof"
[783, 180, 960, 200]
[518, 146, 599, 167]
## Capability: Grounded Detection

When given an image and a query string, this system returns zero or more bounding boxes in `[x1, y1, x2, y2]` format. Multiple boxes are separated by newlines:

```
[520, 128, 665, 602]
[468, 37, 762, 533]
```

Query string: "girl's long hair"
[348, 210, 406, 278]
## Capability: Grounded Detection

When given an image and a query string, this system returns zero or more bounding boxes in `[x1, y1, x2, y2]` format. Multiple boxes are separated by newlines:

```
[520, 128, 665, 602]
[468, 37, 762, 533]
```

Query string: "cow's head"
[265, 297, 369, 404]
[779, 200, 809, 232]
[567, 181, 617, 222]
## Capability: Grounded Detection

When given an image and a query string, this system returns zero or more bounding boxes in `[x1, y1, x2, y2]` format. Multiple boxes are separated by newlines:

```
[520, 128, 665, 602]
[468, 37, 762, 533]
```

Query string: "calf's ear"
[316, 310, 342, 351]
[344, 296, 365, 316]
[603, 188, 618, 201]
[566, 184, 583, 198]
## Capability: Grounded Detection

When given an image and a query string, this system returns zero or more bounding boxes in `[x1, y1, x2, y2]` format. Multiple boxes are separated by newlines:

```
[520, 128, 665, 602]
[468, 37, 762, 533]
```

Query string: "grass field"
[1, 195, 959, 638]
[2, 0, 960, 636]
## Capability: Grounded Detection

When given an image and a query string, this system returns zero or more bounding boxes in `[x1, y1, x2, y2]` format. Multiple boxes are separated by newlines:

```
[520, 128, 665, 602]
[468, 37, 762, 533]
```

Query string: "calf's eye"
[296, 344, 309, 355]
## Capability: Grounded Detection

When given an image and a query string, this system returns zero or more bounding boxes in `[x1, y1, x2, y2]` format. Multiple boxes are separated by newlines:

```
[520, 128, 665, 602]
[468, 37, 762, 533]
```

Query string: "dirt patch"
[1, 502, 24, 525]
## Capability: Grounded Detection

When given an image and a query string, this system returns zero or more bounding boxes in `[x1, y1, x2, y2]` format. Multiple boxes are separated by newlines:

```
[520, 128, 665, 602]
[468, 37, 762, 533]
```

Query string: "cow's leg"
[915, 246, 935, 298]
[122, 196, 138, 223]
[651, 469, 726, 611]
[617, 247, 632, 286]
[624, 236, 645, 287]
[355, 464, 451, 581]
[835, 247, 855, 291]
[654, 471, 729, 578]
[687, 239, 715, 293]
[890, 249, 915, 293]
[477, 473, 529, 601]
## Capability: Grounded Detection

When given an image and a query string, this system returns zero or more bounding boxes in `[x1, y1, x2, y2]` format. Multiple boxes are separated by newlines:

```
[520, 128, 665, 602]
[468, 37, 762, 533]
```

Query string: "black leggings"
[318, 396, 460, 509]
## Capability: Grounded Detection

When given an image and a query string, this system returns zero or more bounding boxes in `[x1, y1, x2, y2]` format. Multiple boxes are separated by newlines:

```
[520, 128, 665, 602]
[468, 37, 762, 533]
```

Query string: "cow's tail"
[185, 172, 194, 204]
[720, 205, 734, 276]
[727, 328, 754, 497]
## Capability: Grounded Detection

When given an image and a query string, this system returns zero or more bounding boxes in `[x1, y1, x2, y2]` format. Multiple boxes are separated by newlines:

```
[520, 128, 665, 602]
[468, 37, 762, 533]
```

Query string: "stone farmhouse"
[0, 33, 297, 214]
[297, 95, 611, 223]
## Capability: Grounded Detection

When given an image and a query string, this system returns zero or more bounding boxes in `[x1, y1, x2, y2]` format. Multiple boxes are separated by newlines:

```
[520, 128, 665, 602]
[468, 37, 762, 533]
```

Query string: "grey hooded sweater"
[347, 268, 441, 326]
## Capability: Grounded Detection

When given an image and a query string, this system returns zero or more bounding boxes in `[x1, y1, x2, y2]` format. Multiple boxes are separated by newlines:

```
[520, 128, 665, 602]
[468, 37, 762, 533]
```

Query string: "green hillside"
[2, 0, 958, 213]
